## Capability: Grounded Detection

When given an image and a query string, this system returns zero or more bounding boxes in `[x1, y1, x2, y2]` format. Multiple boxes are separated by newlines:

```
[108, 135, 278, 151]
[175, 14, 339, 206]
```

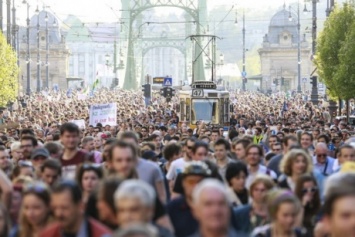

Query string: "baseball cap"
[182, 161, 211, 178]
[31, 147, 49, 160]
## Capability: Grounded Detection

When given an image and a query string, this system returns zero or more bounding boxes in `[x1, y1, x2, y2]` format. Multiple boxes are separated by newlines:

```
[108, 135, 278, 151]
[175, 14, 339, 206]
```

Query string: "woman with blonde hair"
[9, 182, 51, 237]
[252, 189, 306, 237]
[278, 149, 313, 191]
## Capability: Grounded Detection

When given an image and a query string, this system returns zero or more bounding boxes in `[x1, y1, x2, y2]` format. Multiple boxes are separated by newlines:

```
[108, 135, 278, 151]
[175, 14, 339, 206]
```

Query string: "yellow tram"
[178, 81, 231, 129]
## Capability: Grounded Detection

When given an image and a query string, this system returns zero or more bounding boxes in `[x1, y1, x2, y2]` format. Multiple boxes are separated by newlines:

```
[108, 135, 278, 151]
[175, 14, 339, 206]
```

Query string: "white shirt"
[246, 165, 277, 188]
[166, 157, 188, 181]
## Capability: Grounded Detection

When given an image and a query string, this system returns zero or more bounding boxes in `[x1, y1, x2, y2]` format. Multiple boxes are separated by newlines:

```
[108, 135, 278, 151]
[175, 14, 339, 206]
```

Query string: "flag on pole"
[92, 72, 100, 91]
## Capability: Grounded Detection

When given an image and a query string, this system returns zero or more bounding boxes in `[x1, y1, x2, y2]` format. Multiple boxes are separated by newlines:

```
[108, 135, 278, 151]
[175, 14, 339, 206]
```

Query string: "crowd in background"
[0, 89, 354, 237]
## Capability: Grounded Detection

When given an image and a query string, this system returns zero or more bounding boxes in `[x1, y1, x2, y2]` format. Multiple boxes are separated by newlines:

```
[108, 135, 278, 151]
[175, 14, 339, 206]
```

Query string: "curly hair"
[280, 149, 313, 176]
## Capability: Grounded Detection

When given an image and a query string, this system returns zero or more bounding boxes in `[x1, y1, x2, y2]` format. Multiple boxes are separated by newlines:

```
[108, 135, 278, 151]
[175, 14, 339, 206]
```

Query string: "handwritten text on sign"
[89, 103, 117, 126]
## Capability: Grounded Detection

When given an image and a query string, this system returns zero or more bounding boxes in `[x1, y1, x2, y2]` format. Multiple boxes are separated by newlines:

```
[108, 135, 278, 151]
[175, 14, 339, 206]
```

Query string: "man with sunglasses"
[313, 142, 335, 176]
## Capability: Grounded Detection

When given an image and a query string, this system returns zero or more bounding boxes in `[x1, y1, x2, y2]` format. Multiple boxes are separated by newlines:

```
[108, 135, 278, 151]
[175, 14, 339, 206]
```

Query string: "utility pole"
[6, 0, 10, 45]
[36, 5, 41, 92]
[312, 0, 317, 55]
[45, 10, 49, 89]
[242, 10, 246, 91]
[297, 0, 302, 93]
[25, 1, 30, 95]
[11, 0, 16, 50]
[0, 0, 3, 33]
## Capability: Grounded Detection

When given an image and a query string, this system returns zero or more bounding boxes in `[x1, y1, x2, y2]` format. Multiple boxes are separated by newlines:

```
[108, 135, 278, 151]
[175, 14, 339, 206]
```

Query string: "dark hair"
[301, 132, 313, 141]
[40, 158, 62, 175]
[246, 144, 264, 157]
[76, 163, 104, 190]
[141, 142, 155, 151]
[228, 130, 239, 141]
[269, 135, 280, 142]
[295, 174, 321, 216]
[52, 180, 82, 204]
[104, 138, 118, 146]
[20, 128, 35, 137]
[338, 144, 355, 158]
[317, 134, 330, 144]
[283, 135, 298, 147]
[108, 141, 137, 162]
[214, 138, 231, 151]
[120, 132, 139, 145]
[98, 177, 123, 215]
[265, 152, 276, 162]
[163, 143, 181, 161]
[21, 135, 38, 147]
[44, 142, 62, 155]
[225, 162, 248, 186]
[159, 126, 167, 132]
[234, 139, 251, 149]
[60, 123, 80, 136]
[52, 133, 60, 141]
[192, 141, 209, 154]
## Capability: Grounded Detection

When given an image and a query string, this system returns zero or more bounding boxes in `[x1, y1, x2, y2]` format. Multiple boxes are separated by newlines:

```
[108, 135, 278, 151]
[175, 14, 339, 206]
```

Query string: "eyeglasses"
[317, 154, 327, 157]
[187, 146, 194, 150]
[302, 187, 318, 194]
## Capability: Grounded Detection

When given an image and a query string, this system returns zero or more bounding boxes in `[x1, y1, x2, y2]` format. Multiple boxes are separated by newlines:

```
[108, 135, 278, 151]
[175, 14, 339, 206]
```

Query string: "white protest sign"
[70, 119, 86, 129]
[89, 103, 117, 126]
[77, 93, 87, 100]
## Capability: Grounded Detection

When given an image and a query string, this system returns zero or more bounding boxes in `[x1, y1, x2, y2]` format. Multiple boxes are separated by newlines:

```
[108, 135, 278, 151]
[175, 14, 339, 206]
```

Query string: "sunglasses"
[317, 154, 327, 157]
[302, 187, 317, 194]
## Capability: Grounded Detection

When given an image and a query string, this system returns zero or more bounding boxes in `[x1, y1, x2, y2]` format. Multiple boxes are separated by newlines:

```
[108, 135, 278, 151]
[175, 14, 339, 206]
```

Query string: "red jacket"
[40, 218, 112, 237]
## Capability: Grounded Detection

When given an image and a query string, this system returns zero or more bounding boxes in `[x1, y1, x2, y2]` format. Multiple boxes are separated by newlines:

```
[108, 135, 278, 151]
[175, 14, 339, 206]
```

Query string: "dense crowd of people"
[0, 88, 354, 237]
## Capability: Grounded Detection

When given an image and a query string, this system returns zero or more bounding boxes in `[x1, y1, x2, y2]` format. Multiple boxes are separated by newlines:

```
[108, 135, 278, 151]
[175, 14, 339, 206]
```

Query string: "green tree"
[335, 19, 355, 100]
[0, 32, 18, 106]
[315, 3, 355, 99]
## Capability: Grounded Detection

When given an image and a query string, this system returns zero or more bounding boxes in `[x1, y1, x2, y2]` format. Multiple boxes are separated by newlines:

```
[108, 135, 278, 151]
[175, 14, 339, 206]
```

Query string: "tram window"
[191, 99, 218, 124]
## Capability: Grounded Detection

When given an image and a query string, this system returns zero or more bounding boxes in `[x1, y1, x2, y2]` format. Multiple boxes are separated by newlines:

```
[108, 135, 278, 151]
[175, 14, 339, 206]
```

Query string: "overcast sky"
[13, 0, 292, 24]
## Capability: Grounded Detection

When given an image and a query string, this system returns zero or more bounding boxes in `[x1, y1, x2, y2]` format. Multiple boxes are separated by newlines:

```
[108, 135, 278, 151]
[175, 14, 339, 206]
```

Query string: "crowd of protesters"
[0, 88, 354, 237]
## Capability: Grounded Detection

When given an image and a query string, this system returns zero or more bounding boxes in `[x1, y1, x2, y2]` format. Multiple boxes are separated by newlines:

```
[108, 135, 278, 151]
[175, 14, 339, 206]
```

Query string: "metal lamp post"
[45, 10, 49, 89]
[289, 1, 302, 93]
[23, 0, 31, 95]
[35, 5, 40, 92]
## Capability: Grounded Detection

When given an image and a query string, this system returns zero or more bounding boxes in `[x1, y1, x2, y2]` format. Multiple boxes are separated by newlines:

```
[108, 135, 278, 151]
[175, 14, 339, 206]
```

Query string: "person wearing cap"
[31, 147, 50, 176]
[167, 161, 211, 237]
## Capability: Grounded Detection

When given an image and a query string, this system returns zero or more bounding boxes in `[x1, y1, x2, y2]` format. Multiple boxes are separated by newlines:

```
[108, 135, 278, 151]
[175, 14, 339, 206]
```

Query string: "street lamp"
[23, 0, 31, 95]
[105, 54, 110, 66]
[288, 1, 302, 93]
[36, 4, 41, 92]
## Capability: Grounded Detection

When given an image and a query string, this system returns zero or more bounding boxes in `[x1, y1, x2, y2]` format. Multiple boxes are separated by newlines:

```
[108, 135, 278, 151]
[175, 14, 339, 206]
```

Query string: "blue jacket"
[233, 204, 253, 234]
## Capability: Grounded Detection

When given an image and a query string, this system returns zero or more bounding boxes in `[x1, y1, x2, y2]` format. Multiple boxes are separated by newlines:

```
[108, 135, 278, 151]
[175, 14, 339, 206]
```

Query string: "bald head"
[315, 142, 328, 164]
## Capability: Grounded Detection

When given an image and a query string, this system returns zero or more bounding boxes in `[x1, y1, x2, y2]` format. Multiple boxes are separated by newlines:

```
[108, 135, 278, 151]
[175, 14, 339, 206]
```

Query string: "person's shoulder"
[88, 217, 112, 235]
[167, 196, 186, 208]
[251, 224, 271, 237]
[39, 222, 61, 237]
[267, 154, 282, 166]
[234, 204, 252, 215]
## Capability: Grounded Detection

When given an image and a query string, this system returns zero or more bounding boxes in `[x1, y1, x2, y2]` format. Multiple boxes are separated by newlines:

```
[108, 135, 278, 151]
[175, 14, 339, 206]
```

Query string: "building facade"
[64, 15, 118, 88]
[258, 8, 312, 92]
[18, 10, 69, 92]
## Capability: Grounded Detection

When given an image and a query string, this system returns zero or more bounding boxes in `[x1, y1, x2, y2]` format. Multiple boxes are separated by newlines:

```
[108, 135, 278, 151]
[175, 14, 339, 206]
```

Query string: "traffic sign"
[163, 77, 172, 87]
[302, 78, 307, 83]
[241, 71, 247, 77]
